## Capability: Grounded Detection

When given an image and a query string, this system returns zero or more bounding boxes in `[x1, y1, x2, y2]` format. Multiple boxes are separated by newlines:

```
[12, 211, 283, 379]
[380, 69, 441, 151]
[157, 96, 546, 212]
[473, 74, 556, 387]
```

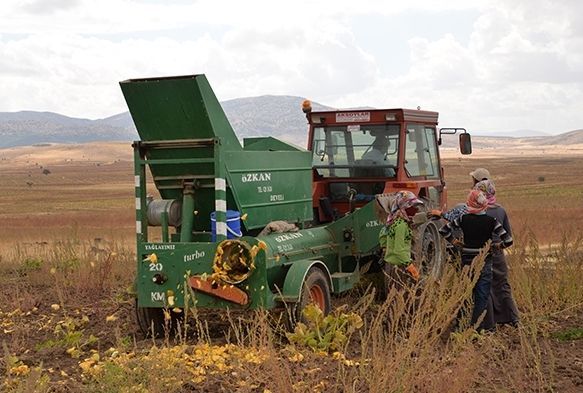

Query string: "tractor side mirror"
[459, 133, 472, 155]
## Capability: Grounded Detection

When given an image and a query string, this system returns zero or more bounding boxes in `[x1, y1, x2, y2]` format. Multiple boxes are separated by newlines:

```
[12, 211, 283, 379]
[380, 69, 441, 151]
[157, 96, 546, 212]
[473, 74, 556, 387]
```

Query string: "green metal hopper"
[120, 74, 312, 241]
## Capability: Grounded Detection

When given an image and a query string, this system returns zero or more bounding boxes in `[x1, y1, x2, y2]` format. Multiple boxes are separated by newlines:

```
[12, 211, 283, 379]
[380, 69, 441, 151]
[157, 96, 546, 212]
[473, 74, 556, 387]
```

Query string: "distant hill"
[221, 95, 332, 147]
[473, 129, 550, 138]
[1, 98, 582, 148]
[0, 96, 332, 149]
[534, 129, 583, 145]
[0, 111, 137, 148]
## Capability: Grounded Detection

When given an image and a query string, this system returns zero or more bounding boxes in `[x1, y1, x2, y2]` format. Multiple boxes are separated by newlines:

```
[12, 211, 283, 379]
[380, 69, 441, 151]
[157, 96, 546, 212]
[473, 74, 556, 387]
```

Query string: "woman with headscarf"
[439, 189, 513, 332]
[377, 190, 423, 289]
[474, 180, 519, 327]
[430, 167, 492, 222]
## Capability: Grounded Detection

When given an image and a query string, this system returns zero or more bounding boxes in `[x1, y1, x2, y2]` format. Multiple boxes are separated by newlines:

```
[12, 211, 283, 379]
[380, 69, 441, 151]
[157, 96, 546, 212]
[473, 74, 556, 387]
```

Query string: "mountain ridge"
[1, 96, 582, 148]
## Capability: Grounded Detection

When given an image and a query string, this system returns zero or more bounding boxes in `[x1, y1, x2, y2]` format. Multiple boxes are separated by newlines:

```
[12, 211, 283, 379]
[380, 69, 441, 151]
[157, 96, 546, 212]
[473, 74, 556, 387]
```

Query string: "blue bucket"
[210, 210, 242, 242]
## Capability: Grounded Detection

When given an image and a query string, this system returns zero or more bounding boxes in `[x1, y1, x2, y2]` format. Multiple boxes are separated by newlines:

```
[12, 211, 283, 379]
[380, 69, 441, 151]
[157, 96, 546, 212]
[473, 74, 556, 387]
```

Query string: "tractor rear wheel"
[417, 222, 445, 279]
[136, 300, 183, 338]
[288, 267, 332, 327]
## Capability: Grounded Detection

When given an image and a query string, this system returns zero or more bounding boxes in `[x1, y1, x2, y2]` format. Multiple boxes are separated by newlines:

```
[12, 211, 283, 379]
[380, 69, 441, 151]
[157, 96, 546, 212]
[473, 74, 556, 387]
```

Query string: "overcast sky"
[1, 0, 582, 134]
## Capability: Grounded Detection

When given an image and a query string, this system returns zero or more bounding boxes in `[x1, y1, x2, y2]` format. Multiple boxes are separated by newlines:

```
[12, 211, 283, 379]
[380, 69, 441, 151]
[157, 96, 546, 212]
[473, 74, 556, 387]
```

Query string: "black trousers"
[490, 251, 519, 325]
[461, 254, 495, 332]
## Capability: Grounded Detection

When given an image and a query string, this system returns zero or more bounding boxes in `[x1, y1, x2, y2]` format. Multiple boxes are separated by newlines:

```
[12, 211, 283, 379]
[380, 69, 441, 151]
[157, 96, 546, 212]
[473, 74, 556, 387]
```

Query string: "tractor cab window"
[404, 124, 440, 179]
[312, 124, 399, 178]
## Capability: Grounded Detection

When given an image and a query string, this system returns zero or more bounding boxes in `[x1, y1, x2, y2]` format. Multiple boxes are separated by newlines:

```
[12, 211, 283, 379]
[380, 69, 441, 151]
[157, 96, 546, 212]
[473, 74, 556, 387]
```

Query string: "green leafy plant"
[36, 316, 98, 357]
[551, 327, 583, 342]
[287, 305, 363, 353]
[16, 257, 43, 276]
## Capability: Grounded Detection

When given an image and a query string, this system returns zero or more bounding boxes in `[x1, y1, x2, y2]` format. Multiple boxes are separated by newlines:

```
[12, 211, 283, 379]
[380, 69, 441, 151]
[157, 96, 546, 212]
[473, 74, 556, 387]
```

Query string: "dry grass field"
[0, 142, 582, 392]
[0, 142, 135, 245]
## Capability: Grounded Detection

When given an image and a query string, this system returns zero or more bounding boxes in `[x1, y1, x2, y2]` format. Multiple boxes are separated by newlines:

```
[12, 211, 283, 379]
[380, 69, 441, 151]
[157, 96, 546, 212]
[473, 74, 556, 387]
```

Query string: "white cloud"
[20, 0, 81, 15]
[0, 0, 581, 133]
[335, 0, 583, 133]
[0, 4, 381, 118]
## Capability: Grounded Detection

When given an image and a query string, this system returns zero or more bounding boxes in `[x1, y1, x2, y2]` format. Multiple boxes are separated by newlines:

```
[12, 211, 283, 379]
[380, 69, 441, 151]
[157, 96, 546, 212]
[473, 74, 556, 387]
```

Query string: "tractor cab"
[305, 105, 470, 223]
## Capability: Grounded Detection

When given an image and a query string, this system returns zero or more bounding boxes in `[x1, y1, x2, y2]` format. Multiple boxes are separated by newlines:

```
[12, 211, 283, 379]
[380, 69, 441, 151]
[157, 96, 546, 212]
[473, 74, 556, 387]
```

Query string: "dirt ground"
[2, 140, 582, 244]
[0, 142, 582, 391]
[0, 270, 581, 392]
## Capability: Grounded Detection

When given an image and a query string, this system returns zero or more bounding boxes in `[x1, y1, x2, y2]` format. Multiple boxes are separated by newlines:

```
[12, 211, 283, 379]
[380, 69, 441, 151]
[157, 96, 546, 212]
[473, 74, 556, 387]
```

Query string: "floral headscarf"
[386, 190, 423, 226]
[473, 179, 497, 206]
[466, 189, 488, 214]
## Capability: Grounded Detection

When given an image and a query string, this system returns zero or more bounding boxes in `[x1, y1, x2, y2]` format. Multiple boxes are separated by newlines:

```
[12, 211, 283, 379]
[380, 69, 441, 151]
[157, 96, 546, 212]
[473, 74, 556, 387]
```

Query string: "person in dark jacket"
[431, 169, 520, 328]
[439, 189, 513, 332]
[474, 179, 519, 326]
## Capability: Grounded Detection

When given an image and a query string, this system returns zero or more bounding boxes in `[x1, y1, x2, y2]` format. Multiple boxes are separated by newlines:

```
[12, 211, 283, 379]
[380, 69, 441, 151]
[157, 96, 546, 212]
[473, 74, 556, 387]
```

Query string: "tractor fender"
[275, 260, 333, 303]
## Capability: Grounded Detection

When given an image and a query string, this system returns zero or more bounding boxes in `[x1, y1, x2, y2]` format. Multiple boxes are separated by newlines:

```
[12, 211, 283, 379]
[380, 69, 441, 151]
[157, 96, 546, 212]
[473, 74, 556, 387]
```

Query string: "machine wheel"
[417, 222, 445, 279]
[136, 299, 183, 338]
[289, 267, 332, 327]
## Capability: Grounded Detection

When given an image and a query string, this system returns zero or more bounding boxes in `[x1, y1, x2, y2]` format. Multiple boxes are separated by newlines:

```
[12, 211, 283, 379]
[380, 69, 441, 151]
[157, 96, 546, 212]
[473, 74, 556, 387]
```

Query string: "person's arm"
[442, 204, 467, 222]
[502, 210, 512, 238]
[492, 220, 513, 249]
[439, 221, 453, 242]
[439, 217, 462, 244]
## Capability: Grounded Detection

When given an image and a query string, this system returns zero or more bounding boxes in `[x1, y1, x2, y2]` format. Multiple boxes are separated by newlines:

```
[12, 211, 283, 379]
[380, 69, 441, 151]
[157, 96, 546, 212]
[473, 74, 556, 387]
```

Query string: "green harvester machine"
[120, 74, 470, 336]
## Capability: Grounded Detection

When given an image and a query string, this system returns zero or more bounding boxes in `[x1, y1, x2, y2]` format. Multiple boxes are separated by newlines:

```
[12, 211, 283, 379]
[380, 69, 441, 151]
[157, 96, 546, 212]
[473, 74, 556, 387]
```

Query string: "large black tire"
[136, 299, 183, 338]
[416, 222, 445, 279]
[288, 267, 332, 328]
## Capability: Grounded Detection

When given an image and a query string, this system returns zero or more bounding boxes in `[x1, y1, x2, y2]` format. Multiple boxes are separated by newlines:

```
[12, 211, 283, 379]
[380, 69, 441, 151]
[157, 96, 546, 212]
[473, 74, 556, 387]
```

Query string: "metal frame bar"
[133, 143, 148, 244]
[213, 139, 227, 242]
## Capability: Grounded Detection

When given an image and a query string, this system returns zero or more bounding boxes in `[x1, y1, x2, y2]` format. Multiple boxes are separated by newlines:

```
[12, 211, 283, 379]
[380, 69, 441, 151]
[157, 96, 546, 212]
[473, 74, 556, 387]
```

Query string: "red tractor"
[304, 103, 471, 273]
